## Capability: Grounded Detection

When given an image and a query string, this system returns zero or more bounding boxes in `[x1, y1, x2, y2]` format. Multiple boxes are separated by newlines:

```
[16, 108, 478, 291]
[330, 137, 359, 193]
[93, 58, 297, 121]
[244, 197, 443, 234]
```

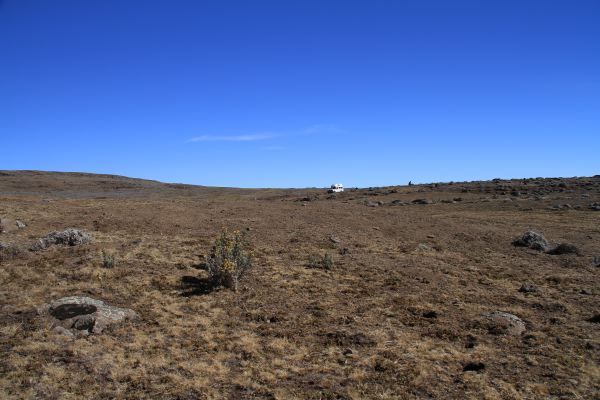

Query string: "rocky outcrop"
[31, 228, 90, 251]
[512, 231, 549, 252]
[38, 296, 138, 335]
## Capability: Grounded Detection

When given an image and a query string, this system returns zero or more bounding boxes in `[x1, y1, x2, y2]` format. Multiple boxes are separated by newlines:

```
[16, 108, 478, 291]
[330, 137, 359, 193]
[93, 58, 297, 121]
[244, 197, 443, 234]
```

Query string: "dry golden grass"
[0, 171, 599, 399]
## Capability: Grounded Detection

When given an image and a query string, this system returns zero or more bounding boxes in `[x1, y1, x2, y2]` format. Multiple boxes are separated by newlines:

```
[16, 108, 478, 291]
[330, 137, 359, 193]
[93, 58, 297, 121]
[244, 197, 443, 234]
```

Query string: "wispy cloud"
[187, 124, 343, 143]
[188, 133, 274, 142]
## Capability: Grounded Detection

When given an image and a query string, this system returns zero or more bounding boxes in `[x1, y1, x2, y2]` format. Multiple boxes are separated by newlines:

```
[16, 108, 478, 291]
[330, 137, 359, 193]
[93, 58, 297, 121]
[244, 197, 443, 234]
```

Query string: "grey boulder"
[512, 231, 549, 252]
[31, 228, 91, 251]
[38, 296, 138, 335]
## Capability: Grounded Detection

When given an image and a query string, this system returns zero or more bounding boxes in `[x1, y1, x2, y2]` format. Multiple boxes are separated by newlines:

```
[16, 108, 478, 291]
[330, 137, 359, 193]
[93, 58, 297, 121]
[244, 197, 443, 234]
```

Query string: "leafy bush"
[206, 229, 252, 291]
[308, 253, 333, 270]
[101, 250, 116, 268]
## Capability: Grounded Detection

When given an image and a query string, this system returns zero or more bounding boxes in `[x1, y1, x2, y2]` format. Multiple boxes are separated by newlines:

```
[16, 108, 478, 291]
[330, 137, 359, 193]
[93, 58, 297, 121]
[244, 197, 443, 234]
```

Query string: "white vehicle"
[328, 183, 344, 193]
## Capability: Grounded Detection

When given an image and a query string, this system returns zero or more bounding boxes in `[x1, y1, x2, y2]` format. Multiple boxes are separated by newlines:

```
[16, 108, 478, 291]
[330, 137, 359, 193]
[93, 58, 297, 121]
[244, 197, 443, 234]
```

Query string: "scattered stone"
[329, 235, 341, 244]
[417, 243, 432, 251]
[412, 199, 433, 205]
[31, 228, 91, 251]
[422, 310, 438, 319]
[38, 296, 138, 334]
[15, 220, 26, 229]
[463, 362, 485, 372]
[519, 283, 538, 293]
[580, 289, 592, 295]
[547, 243, 580, 256]
[551, 204, 572, 210]
[366, 200, 383, 207]
[590, 202, 600, 211]
[593, 256, 600, 267]
[512, 231, 549, 252]
[486, 311, 526, 336]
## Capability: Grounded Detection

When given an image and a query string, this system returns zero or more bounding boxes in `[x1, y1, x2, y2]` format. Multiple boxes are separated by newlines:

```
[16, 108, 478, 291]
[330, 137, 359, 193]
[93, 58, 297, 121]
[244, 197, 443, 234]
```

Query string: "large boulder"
[31, 228, 90, 251]
[512, 231, 549, 252]
[38, 296, 138, 335]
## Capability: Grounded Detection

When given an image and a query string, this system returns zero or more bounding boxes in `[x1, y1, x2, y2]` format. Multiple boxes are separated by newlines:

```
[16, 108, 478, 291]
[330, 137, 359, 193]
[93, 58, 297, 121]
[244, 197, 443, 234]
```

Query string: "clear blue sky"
[1, 1, 598, 188]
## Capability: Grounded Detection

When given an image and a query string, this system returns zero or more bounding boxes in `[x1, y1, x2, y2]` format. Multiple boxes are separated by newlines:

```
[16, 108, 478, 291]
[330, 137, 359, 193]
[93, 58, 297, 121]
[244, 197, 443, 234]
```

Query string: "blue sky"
[1, 1, 598, 188]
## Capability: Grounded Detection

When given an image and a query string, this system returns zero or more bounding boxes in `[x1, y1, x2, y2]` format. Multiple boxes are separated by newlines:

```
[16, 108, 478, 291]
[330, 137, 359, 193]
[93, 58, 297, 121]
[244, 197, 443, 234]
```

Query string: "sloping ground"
[0, 170, 263, 199]
[0, 172, 599, 399]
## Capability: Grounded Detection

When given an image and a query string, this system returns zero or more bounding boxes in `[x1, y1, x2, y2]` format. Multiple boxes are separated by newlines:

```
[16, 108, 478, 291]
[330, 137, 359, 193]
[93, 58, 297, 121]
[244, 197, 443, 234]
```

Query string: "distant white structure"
[328, 183, 344, 193]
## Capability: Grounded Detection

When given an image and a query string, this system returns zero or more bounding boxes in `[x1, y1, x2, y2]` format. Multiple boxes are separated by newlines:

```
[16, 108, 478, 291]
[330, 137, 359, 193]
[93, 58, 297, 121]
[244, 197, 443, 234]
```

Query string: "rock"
[486, 311, 526, 336]
[31, 228, 91, 251]
[547, 243, 580, 256]
[38, 296, 138, 334]
[590, 202, 600, 211]
[519, 283, 538, 293]
[422, 310, 438, 319]
[15, 220, 26, 229]
[593, 256, 600, 268]
[329, 235, 341, 244]
[417, 243, 432, 251]
[412, 199, 433, 205]
[366, 200, 383, 207]
[463, 362, 485, 372]
[512, 231, 549, 252]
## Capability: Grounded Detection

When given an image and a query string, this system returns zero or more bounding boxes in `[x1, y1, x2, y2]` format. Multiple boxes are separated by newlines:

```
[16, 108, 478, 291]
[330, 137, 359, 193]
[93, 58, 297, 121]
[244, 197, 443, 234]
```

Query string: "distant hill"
[0, 170, 259, 199]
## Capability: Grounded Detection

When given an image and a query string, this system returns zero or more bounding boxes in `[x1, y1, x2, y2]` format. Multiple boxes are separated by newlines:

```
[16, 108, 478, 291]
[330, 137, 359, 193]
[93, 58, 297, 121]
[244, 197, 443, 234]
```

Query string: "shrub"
[101, 250, 116, 268]
[307, 253, 333, 270]
[206, 229, 252, 291]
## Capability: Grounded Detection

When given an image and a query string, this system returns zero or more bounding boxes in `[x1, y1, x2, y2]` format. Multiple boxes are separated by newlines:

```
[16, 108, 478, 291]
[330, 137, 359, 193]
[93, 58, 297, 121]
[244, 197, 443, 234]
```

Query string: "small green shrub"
[206, 229, 252, 291]
[307, 253, 333, 270]
[101, 250, 116, 268]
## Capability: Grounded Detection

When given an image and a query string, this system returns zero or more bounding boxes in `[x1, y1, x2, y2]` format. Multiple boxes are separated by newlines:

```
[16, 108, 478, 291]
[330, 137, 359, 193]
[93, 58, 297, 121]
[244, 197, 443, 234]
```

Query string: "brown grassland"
[0, 171, 599, 399]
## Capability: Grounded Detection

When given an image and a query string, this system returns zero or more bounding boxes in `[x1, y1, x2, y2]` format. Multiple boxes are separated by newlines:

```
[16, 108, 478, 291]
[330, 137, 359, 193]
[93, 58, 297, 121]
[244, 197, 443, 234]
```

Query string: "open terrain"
[1, 171, 599, 399]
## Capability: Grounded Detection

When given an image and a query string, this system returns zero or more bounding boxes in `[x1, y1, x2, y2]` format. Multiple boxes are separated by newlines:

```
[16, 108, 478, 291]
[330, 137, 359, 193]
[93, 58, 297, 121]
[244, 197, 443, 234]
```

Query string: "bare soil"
[1, 171, 599, 399]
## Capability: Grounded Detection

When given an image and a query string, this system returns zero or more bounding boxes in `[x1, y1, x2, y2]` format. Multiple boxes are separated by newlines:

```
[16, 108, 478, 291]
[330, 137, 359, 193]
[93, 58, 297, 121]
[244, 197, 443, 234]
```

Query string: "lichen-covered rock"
[485, 311, 526, 336]
[512, 231, 549, 252]
[31, 228, 91, 251]
[38, 296, 138, 334]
